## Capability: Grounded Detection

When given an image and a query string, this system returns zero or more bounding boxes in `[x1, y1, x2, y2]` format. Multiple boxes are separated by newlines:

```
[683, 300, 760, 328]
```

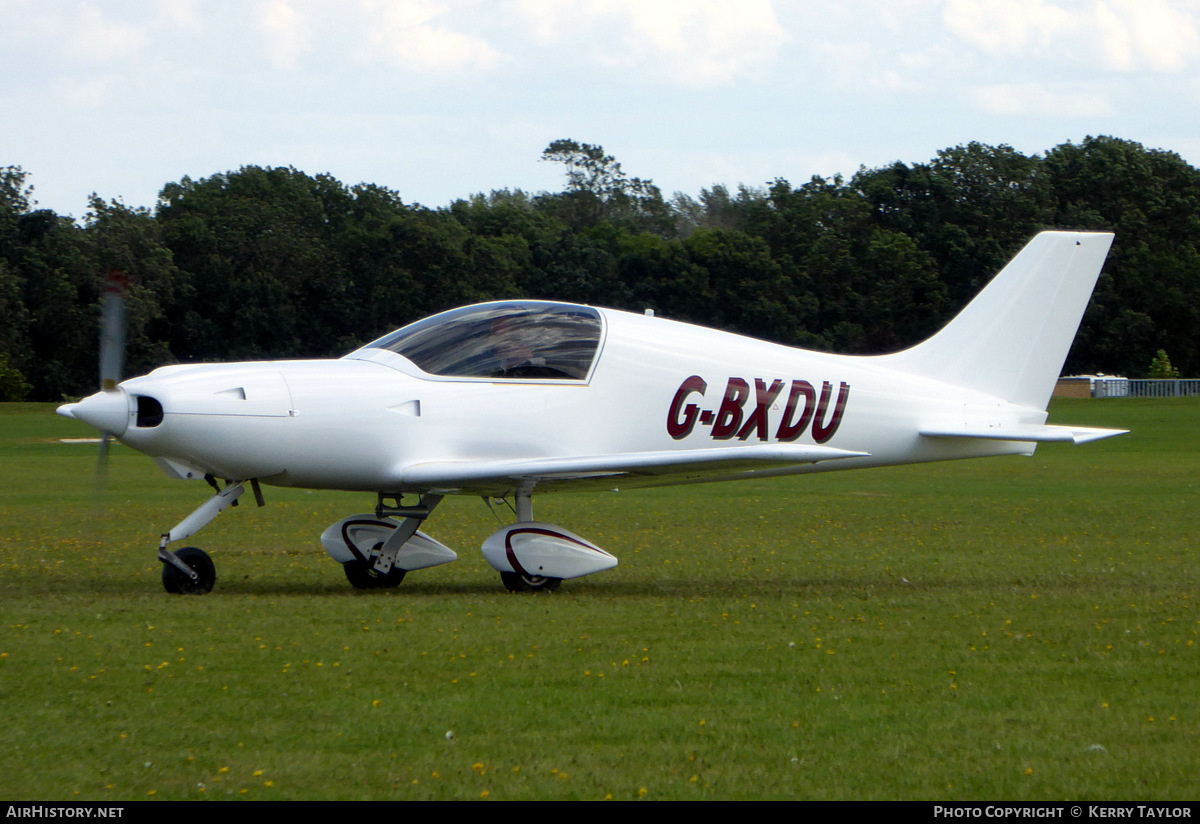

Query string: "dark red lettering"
[812, 381, 850, 443]
[711, 378, 749, 440]
[775, 380, 816, 441]
[667, 376, 707, 439]
[737, 378, 784, 441]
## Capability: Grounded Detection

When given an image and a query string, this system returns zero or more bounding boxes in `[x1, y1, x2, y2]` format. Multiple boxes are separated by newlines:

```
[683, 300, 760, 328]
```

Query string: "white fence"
[1093, 379, 1200, 398]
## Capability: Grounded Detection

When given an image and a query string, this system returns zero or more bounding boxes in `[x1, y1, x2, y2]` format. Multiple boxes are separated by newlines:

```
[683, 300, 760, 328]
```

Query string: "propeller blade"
[95, 269, 129, 492]
[99, 269, 129, 392]
[95, 433, 111, 495]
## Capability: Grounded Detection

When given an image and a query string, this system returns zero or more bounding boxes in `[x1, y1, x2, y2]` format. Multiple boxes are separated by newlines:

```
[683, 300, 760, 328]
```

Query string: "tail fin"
[880, 231, 1114, 410]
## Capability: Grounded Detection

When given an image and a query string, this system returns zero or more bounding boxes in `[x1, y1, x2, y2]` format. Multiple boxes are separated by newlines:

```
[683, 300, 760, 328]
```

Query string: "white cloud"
[516, 0, 789, 86]
[366, 0, 443, 28]
[7, 0, 1200, 219]
[815, 41, 873, 85]
[943, 0, 1200, 73]
[156, 0, 201, 29]
[942, 0, 1076, 56]
[1094, 0, 1200, 72]
[259, 0, 311, 69]
[813, 39, 942, 94]
[971, 81, 1113, 117]
[514, 0, 565, 42]
[55, 74, 123, 110]
[65, 3, 153, 63]
[361, 0, 504, 71]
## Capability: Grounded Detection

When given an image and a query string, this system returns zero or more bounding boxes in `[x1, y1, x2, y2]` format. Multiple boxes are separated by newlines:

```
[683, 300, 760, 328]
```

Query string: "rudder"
[878, 231, 1114, 410]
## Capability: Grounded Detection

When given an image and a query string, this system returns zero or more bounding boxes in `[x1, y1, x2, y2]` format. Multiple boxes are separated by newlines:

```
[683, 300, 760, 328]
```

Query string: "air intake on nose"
[136, 395, 164, 428]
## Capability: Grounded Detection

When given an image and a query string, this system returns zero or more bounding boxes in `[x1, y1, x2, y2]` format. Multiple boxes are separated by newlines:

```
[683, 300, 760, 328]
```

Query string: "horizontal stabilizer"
[401, 443, 870, 488]
[920, 424, 1128, 445]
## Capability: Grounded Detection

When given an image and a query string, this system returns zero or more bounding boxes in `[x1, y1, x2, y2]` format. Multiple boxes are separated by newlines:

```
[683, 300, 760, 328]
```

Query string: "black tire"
[162, 546, 216, 595]
[500, 571, 562, 593]
[343, 559, 406, 589]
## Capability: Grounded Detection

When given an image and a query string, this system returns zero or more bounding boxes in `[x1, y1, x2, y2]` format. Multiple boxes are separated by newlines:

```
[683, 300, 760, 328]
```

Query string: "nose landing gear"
[157, 478, 261, 595]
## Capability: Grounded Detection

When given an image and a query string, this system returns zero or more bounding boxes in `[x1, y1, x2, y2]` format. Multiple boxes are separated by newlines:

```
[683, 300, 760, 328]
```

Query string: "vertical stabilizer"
[879, 232, 1114, 410]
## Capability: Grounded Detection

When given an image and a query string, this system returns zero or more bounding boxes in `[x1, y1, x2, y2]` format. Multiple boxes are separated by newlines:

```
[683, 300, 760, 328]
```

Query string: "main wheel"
[343, 559, 407, 589]
[162, 546, 216, 595]
[500, 571, 562, 593]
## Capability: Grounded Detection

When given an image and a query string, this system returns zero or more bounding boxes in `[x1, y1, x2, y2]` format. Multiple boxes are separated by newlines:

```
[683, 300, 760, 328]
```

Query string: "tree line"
[2, 135, 1197, 402]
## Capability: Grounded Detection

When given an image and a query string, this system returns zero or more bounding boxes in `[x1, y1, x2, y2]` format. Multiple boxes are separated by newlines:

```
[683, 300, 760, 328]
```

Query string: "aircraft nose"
[58, 389, 130, 437]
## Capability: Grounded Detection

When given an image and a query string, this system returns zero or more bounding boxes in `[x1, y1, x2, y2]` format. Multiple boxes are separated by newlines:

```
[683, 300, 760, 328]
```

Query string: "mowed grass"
[0, 399, 1196, 800]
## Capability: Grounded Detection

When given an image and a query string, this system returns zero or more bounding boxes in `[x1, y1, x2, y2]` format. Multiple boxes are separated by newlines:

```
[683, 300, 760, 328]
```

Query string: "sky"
[3, 0, 1200, 219]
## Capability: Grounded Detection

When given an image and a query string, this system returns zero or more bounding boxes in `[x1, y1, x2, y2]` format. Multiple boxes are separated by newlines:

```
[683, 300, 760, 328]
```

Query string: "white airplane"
[59, 231, 1125, 594]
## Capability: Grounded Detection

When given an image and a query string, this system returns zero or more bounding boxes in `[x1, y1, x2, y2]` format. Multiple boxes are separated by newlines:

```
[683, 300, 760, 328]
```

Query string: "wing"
[399, 443, 871, 495]
[920, 424, 1127, 445]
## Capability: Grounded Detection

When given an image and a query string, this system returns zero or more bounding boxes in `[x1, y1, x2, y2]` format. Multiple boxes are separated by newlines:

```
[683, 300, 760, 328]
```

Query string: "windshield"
[361, 302, 603, 380]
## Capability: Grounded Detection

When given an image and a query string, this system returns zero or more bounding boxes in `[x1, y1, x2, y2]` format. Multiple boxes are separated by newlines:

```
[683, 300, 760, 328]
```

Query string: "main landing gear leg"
[158, 480, 258, 594]
[325, 493, 454, 589]
[339, 493, 444, 589]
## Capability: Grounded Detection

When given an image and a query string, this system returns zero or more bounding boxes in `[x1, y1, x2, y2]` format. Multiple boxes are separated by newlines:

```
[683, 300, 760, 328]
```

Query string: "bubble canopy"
[357, 301, 604, 380]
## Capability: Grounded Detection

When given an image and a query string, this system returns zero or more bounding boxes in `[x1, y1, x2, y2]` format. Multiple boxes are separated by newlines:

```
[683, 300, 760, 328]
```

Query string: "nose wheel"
[161, 546, 216, 594]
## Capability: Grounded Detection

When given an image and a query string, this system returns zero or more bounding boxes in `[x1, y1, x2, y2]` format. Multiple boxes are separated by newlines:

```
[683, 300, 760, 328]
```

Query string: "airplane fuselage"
[111, 307, 1037, 495]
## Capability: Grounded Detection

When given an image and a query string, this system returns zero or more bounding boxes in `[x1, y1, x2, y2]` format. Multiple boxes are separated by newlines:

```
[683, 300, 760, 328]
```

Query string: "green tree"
[1147, 349, 1181, 379]
[1045, 136, 1200, 376]
[855, 143, 1053, 308]
[0, 169, 34, 379]
[671, 184, 765, 237]
[680, 227, 801, 343]
[539, 139, 672, 234]
[82, 197, 180, 377]
[157, 167, 355, 360]
[738, 175, 947, 353]
[0, 350, 31, 401]
[0, 169, 97, 399]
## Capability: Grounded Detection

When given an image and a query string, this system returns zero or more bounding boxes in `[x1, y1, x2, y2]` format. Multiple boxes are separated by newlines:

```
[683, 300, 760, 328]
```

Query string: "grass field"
[1, 399, 1196, 800]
